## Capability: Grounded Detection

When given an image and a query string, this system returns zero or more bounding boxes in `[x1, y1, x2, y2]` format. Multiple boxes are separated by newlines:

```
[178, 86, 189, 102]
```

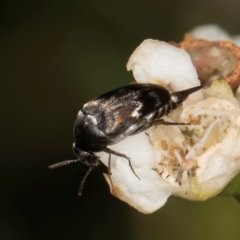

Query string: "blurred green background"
[1, 0, 240, 239]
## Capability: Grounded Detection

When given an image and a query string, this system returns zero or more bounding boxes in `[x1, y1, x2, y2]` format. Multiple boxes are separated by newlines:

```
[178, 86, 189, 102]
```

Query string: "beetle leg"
[106, 152, 114, 187]
[131, 118, 190, 136]
[108, 152, 112, 175]
[130, 122, 152, 135]
[150, 119, 190, 126]
[103, 147, 140, 180]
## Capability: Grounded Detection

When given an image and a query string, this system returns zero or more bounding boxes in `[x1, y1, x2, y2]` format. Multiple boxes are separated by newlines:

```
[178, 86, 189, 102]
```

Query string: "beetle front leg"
[103, 147, 140, 180]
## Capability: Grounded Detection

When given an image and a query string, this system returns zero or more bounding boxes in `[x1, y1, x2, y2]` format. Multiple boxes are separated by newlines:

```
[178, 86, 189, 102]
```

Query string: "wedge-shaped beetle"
[49, 83, 202, 195]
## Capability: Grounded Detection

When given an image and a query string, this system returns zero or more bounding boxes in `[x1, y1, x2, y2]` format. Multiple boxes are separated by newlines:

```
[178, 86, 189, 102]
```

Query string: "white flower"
[97, 39, 240, 213]
[190, 24, 240, 47]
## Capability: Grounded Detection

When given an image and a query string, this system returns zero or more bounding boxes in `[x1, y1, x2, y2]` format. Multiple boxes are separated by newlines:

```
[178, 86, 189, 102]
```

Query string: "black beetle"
[49, 83, 202, 195]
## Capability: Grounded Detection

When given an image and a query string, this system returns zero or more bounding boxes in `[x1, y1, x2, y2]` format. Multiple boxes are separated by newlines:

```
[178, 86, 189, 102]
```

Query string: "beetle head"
[170, 85, 202, 105]
[73, 143, 100, 167]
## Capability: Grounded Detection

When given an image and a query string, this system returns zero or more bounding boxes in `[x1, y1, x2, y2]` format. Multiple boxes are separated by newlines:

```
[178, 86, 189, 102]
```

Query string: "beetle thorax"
[74, 111, 108, 152]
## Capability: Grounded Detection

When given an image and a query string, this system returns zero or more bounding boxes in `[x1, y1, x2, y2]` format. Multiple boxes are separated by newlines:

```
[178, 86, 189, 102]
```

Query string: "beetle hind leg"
[151, 118, 190, 126]
[130, 118, 190, 137]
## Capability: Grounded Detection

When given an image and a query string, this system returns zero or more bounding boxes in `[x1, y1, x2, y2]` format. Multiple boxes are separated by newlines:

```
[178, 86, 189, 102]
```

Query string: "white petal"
[190, 24, 240, 47]
[126, 39, 200, 91]
[97, 133, 174, 213]
[191, 24, 230, 41]
[97, 132, 155, 169]
[103, 158, 173, 214]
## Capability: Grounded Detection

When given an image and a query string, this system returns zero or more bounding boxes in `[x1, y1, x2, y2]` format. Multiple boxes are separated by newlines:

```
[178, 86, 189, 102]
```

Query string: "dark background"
[1, 0, 240, 239]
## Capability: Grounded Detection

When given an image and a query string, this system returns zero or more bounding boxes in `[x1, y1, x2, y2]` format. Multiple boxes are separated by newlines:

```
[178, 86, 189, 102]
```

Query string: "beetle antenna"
[48, 159, 82, 169]
[78, 165, 95, 196]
